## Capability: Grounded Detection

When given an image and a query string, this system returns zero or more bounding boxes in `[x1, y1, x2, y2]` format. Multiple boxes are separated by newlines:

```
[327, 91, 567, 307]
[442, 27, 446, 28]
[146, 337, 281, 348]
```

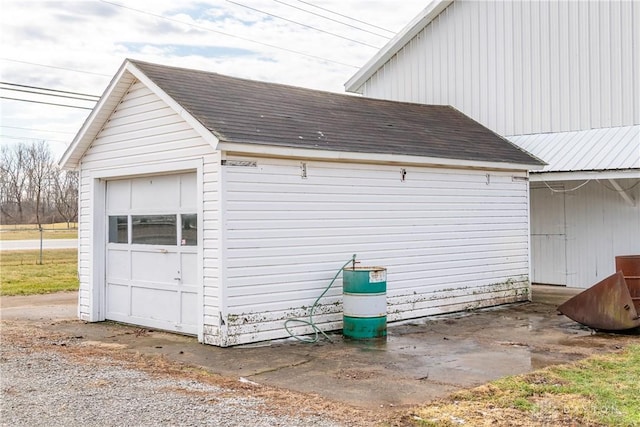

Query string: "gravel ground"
[0, 334, 346, 427]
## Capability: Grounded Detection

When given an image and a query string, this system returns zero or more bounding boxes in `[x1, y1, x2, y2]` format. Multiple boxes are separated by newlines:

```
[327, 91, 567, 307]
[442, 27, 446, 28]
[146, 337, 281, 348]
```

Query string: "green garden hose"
[284, 254, 357, 343]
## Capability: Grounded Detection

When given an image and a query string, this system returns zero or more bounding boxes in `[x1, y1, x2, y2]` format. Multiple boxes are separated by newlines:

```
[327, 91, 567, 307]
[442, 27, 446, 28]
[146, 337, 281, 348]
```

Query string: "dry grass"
[407, 344, 640, 426]
[0, 222, 77, 240]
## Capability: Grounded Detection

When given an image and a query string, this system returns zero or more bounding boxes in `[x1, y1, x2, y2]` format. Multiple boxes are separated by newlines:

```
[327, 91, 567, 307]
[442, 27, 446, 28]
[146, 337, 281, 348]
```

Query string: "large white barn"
[61, 59, 542, 347]
[346, 0, 640, 289]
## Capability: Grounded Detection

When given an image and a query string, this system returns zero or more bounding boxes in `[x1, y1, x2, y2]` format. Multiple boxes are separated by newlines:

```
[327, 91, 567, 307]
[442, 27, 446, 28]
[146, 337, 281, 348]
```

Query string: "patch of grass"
[0, 222, 78, 240]
[410, 345, 640, 426]
[551, 347, 640, 425]
[1, 229, 78, 240]
[0, 222, 77, 230]
[0, 249, 79, 296]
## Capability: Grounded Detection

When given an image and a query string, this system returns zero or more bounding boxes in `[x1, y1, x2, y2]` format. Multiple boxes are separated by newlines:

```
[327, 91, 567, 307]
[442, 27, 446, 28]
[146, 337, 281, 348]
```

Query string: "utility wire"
[293, 0, 396, 34]
[98, 0, 359, 69]
[0, 125, 75, 134]
[1, 87, 99, 103]
[227, 0, 380, 49]
[270, 0, 390, 40]
[0, 134, 71, 144]
[0, 58, 112, 77]
[542, 180, 591, 193]
[0, 96, 94, 110]
[0, 82, 100, 100]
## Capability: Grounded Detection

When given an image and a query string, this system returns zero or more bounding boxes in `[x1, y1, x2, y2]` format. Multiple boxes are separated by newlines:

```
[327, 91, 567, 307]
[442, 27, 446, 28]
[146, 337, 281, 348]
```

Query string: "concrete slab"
[2, 285, 638, 409]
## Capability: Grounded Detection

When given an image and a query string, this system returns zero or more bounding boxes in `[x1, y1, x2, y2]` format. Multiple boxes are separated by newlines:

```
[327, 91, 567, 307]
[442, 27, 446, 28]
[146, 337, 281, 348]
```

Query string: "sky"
[0, 0, 426, 162]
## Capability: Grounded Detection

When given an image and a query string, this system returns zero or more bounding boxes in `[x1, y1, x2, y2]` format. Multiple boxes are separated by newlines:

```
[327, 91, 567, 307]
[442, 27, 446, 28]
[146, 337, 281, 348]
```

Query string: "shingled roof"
[134, 60, 544, 166]
[62, 59, 542, 169]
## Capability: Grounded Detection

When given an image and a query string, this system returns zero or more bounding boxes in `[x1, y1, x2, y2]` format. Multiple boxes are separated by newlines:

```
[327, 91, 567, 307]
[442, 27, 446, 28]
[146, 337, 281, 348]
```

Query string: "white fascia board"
[58, 61, 132, 170]
[529, 169, 640, 182]
[217, 141, 537, 172]
[125, 62, 219, 149]
[344, 0, 453, 93]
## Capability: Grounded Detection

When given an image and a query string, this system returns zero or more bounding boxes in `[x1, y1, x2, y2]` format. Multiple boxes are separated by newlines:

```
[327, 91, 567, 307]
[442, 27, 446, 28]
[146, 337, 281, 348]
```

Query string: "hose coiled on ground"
[284, 254, 357, 343]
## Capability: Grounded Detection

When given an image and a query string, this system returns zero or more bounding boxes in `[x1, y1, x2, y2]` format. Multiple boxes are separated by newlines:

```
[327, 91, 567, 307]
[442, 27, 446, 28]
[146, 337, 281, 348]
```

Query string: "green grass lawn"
[0, 223, 78, 240]
[411, 344, 640, 426]
[0, 249, 79, 296]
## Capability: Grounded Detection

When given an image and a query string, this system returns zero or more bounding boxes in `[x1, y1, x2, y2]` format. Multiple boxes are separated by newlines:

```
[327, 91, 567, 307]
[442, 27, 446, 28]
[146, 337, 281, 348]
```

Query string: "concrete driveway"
[2, 286, 637, 410]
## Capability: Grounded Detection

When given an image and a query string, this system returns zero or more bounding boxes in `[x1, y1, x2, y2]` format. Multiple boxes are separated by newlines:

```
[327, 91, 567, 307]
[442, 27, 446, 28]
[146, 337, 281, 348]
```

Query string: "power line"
[226, 0, 380, 49]
[1, 87, 99, 103]
[1, 87, 96, 103]
[0, 58, 112, 77]
[0, 96, 94, 110]
[0, 82, 100, 100]
[0, 134, 71, 144]
[293, 0, 396, 35]
[271, 0, 390, 39]
[98, 0, 360, 69]
[0, 125, 75, 135]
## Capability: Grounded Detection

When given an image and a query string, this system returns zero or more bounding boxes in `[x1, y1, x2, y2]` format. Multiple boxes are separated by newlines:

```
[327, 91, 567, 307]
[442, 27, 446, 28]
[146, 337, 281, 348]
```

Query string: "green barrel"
[342, 266, 387, 339]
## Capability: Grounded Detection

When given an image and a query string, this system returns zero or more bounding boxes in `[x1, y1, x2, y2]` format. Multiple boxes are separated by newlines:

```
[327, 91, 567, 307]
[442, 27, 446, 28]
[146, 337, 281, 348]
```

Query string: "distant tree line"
[1, 141, 78, 228]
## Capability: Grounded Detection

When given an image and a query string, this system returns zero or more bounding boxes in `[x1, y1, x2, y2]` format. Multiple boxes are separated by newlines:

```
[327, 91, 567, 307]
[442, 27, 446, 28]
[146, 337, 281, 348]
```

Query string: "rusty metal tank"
[616, 255, 640, 312]
[557, 270, 640, 331]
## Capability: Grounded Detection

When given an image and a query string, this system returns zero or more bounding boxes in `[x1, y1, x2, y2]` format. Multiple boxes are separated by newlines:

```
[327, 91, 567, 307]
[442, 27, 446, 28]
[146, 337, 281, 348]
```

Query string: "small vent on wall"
[221, 160, 257, 167]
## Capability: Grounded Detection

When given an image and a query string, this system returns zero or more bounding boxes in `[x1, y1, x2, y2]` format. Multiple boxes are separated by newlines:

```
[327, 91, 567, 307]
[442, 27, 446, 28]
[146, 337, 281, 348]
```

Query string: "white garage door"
[105, 173, 198, 335]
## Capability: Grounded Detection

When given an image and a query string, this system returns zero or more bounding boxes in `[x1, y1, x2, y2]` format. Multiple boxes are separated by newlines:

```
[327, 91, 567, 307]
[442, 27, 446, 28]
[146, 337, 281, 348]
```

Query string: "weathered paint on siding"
[530, 180, 640, 288]
[219, 157, 531, 346]
[359, 0, 640, 136]
[77, 82, 221, 337]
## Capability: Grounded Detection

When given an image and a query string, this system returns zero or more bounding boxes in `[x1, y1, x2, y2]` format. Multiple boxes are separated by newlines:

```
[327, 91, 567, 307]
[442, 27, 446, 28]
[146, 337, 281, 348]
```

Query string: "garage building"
[60, 59, 542, 346]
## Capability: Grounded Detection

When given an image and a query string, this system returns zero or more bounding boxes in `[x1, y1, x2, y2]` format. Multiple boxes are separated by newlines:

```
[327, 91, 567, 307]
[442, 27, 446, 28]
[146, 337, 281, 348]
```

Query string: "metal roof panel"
[509, 126, 640, 172]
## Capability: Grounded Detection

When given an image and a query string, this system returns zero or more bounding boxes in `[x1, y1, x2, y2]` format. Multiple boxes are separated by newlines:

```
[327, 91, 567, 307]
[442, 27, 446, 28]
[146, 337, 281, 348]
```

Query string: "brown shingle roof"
[131, 60, 542, 166]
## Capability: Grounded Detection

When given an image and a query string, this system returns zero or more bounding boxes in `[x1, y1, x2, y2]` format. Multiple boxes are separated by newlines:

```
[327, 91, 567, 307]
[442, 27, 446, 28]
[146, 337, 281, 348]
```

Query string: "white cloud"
[0, 0, 426, 159]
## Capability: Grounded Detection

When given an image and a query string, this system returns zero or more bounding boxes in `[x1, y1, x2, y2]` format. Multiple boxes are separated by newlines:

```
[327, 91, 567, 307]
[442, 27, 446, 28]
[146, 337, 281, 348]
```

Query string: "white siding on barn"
[77, 82, 221, 340]
[358, 0, 640, 136]
[530, 185, 567, 285]
[219, 156, 531, 346]
[530, 180, 640, 288]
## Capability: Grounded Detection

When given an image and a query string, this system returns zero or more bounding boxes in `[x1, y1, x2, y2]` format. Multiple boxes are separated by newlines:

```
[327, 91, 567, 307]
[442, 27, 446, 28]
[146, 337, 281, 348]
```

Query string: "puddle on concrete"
[18, 291, 639, 409]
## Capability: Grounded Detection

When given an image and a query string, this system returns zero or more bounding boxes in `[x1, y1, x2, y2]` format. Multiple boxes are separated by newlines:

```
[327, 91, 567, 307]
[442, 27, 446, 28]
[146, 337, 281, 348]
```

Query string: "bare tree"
[0, 144, 29, 223]
[0, 141, 78, 227]
[52, 169, 79, 228]
[26, 141, 53, 229]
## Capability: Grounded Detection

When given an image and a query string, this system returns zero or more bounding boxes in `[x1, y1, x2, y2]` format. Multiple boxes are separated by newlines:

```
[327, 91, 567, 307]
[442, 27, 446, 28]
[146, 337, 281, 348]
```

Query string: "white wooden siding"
[220, 157, 531, 346]
[359, 0, 640, 136]
[77, 82, 221, 341]
[530, 185, 567, 285]
[530, 180, 640, 288]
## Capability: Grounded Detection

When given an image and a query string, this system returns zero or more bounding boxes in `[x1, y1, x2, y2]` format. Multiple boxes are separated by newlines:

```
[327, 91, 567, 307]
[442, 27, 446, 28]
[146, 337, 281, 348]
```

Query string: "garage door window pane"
[181, 214, 197, 246]
[108, 216, 128, 243]
[132, 215, 177, 245]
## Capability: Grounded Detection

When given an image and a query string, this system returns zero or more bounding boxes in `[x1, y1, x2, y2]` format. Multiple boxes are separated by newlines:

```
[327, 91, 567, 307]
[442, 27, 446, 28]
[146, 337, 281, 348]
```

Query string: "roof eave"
[530, 169, 640, 182]
[218, 141, 541, 172]
[344, 0, 453, 93]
